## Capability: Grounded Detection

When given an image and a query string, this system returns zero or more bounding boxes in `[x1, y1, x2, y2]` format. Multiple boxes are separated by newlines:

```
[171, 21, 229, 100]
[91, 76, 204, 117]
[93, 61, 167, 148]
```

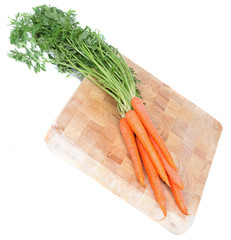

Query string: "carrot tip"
[153, 213, 167, 221]
[184, 211, 191, 216]
[139, 180, 145, 186]
[165, 179, 171, 188]
[138, 176, 145, 186]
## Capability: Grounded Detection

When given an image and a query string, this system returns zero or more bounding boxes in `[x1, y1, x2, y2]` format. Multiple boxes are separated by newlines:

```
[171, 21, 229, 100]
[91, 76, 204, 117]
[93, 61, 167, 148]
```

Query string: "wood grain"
[45, 57, 222, 234]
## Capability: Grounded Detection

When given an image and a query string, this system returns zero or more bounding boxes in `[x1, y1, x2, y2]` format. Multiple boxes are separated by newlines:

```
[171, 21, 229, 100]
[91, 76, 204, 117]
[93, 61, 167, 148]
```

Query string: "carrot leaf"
[8, 4, 142, 116]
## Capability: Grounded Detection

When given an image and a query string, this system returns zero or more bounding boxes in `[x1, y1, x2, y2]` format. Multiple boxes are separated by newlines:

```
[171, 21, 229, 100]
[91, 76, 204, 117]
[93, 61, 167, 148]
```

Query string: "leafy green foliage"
[8, 5, 141, 116]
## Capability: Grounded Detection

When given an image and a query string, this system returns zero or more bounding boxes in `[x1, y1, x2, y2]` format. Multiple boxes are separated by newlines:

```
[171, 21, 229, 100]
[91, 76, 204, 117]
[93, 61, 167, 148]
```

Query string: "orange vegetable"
[136, 137, 167, 217]
[119, 118, 144, 185]
[131, 97, 178, 170]
[149, 134, 184, 190]
[125, 110, 170, 187]
[169, 177, 189, 215]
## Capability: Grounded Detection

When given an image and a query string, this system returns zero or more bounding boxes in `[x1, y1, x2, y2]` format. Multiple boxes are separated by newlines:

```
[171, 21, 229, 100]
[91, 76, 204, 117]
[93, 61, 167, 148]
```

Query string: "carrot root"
[136, 137, 167, 217]
[169, 177, 189, 215]
[131, 97, 178, 171]
[125, 110, 170, 187]
[119, 117, 144, 185]
[149, 134, 184, 190]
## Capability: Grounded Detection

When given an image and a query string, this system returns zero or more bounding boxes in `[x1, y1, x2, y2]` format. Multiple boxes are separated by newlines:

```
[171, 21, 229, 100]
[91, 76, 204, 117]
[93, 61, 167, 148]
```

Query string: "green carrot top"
[8, 4, 141, 117]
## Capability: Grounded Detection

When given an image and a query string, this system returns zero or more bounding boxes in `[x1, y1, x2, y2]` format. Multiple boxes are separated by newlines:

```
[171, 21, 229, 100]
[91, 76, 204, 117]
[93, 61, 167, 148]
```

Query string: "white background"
[1, 0, 230, 239]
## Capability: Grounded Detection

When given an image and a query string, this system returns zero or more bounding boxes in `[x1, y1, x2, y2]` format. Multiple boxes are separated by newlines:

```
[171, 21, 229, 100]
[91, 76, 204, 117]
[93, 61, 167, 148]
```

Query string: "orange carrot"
[136, 137, 167, 217]
[149, 134, 184, 190]
[169, 177, 189, 215]
[125, 110, 170, 187]
[119, 118, 144, 185]
[131, 97, 177, 170]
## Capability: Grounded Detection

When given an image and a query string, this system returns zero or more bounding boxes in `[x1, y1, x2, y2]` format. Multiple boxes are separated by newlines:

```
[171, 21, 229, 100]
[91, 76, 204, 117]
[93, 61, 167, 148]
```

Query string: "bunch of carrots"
[120, 97, 189, 217]
[8, 5, 189, 217]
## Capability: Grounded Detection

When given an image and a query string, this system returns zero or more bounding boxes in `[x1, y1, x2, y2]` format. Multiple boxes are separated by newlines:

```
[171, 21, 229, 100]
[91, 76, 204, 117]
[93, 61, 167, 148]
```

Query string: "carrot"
[119, 118, 144, 185]
[136, 137, 167, 217]
[125, 110, 170, 187]
[169, 177, 189, 215]
[131, 97, 178, 170]
[149, 134, 184, 190]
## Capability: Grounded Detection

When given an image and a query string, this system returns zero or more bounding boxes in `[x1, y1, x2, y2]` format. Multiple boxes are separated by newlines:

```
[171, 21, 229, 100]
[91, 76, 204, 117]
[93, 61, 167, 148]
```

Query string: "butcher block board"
[45, 57, 222, 234]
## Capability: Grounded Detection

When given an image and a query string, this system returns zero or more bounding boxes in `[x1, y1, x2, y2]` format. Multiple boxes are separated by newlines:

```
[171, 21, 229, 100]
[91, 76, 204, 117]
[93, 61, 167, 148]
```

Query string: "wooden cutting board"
[45, 57, 222, 234]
